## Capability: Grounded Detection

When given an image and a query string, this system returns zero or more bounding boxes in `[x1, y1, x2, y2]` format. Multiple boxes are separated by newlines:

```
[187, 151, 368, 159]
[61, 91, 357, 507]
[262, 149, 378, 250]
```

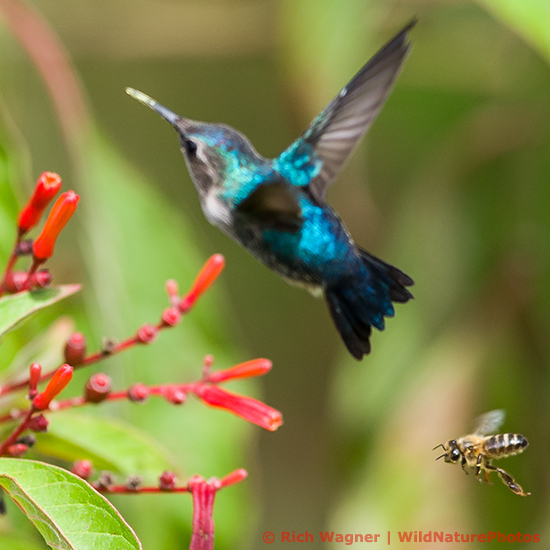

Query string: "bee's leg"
[485, 464, 530, 497]
[473, 457, 493, 485]
[475, 454, 483, 481]
[460, 455, 468, 475]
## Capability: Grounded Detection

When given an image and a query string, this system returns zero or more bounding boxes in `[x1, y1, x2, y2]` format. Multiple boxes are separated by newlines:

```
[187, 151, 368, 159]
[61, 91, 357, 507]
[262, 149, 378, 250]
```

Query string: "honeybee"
[434, 409, 530, 496]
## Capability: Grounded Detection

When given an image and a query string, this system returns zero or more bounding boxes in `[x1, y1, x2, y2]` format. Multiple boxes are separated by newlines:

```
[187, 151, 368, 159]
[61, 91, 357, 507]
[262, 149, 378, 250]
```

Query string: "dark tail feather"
[326, 291, 372, 359]
[325, 249, 413, 360]
[358, 247, 414, 303]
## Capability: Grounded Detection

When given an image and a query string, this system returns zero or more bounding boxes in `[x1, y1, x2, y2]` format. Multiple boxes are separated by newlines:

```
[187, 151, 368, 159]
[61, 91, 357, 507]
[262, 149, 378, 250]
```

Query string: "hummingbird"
[126, 21, 415, 360]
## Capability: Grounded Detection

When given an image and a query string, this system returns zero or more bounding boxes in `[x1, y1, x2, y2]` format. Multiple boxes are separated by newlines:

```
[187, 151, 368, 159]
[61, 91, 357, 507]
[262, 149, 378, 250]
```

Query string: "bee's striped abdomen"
[484, 433, 528, 458]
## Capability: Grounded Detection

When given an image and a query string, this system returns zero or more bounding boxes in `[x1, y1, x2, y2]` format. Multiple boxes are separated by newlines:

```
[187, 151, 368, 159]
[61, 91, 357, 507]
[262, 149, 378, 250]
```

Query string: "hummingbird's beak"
[126, 88, 180, 126]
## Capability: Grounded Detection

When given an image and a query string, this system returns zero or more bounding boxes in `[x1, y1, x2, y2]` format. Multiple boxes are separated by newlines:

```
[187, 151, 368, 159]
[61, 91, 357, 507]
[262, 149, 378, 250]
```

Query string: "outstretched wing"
[473, 409, 505, 435]
[302, 21, 415, 203]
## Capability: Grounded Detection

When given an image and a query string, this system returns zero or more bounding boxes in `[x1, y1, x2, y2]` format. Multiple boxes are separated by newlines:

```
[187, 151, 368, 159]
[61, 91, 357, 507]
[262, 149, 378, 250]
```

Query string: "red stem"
[0, 322, 171, 398]
[0, 236, 21, 297]
[95, 485, 190, 494]
[0, 408, 34, 456]
[0, 383, 202, 424]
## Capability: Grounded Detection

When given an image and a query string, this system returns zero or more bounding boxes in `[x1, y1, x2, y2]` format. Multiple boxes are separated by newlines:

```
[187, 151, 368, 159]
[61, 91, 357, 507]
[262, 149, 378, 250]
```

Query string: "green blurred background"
[1, 0, 549, 548]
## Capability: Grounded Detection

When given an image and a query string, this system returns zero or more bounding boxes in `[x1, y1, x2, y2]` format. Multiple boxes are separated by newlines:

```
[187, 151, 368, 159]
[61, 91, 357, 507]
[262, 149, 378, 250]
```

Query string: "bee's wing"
[473, 409, 505, 435]
[300, 21, 415, 203]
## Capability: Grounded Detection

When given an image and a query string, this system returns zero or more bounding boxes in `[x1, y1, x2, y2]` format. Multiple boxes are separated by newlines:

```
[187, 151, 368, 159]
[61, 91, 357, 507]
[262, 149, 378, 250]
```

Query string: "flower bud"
[84, 373, 112, 403]
[64, 331, 87, 365]
[71, 459, 93, 480]
[128, 383, 149, 403]
[125, 475, 142, 492]
[163, 386, 187, 405]
[136, 324, 158, 344]
[161, 307, 181, 327]
[6, 443, 28, 457]
[30, 269, 52, 288]
[3, 271, 28, 293]
[159, 470, 177, 491]
[165, 279, 179, 306]
[28, 414, 49, 433]
[18, 172, 62, 234]
[15, 239, 33, 256]
[96, 471, 116, 490]
[101, 338, 117, 355]
[32, 191, 79, 261]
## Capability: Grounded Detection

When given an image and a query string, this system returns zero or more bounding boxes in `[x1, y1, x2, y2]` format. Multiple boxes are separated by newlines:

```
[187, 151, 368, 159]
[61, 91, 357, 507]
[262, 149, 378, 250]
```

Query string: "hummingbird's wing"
[301, 21, 415, 203]
[236, 179, 303, 233]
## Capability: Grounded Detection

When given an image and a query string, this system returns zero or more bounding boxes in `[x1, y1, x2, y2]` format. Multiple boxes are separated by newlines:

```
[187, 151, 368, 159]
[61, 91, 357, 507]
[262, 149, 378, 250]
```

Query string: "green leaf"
[35, 412, 178, 480]
[0, 285, 81, 339]
[0, 458, 142, 550]
[475, 0, 550, 62]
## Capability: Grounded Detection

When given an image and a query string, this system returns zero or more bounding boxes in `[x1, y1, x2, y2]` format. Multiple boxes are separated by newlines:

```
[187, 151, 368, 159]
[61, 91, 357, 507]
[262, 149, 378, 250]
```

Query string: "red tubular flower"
[220, 468, 248, 488]
[179, 254, 225, 312]
[194, 385, 283, 431]
[32, 364, 73, 410]
[32, 190, 79, 262]
[28, 363, 42, 399]
[187, 469, 247, 549]
[18, 172, 62, 234]
[188, 475, 220, 550]
[206, 359, 272, 384]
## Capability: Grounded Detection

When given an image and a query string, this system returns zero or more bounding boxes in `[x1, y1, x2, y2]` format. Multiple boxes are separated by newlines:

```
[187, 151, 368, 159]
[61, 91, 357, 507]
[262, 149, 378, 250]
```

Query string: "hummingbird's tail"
[324, 248, 413, 360]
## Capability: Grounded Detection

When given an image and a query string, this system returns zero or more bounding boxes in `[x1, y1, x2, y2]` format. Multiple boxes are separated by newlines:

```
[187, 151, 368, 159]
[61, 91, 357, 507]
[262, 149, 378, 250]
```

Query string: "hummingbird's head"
[126, 88, 264, 201]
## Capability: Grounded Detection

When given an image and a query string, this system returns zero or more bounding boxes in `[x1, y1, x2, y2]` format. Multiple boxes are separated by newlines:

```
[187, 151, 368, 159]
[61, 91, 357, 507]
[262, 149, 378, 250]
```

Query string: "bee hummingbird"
[127, 22, 415, 360]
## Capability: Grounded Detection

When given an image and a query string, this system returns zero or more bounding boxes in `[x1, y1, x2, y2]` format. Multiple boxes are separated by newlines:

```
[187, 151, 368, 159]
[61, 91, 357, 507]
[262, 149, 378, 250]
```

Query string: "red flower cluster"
[195, 358, 282, 431]
[0, 175, 282, 549]
[0, 171, 79, 296]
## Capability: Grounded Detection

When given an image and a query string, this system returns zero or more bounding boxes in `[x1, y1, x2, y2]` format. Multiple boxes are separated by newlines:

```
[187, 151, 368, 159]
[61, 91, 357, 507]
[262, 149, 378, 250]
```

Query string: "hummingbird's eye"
[184, 139, 197, 156]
